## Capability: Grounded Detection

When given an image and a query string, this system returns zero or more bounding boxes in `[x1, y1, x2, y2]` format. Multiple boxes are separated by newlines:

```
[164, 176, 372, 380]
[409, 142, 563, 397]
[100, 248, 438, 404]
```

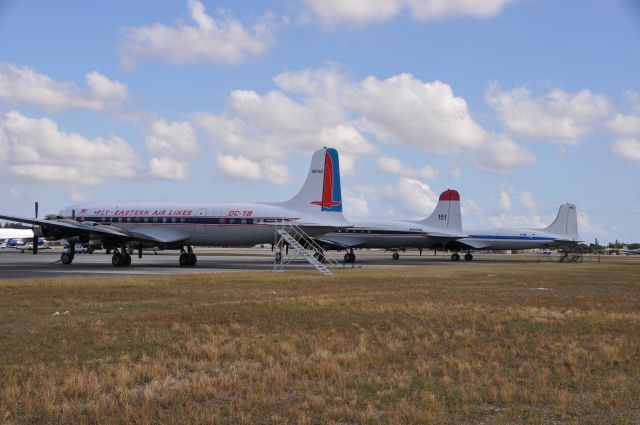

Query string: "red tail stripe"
[439, 189, 460, 201]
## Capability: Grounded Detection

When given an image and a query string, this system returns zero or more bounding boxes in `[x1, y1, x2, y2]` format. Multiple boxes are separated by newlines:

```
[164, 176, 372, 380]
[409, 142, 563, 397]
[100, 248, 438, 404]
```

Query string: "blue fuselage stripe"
[468, 235, 555, 241]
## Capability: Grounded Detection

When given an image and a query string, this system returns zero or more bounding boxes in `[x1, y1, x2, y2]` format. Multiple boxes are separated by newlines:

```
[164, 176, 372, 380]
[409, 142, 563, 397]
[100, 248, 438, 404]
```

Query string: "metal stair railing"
[276, 230, 332, 275]
[272, 220, 341, 275]
[281, 222, 341, 269]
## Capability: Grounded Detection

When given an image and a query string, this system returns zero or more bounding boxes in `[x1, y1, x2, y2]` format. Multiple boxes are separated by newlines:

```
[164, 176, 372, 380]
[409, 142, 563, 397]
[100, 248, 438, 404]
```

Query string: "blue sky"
[0, 0, 639, 243]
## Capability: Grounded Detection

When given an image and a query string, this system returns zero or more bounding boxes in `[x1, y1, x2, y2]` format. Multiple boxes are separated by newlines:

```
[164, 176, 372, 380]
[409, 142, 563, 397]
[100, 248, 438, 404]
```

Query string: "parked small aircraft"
[623, 245, 640, 255]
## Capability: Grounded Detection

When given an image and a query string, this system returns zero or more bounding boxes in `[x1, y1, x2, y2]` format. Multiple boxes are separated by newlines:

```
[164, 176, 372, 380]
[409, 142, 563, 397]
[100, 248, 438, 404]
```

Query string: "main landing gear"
[61, 242, 75, 265]
[179, 246, 197, 266]
[111, 247, 132, 267]
[450, 252, 474, 261]
[344, 248, 356, 263]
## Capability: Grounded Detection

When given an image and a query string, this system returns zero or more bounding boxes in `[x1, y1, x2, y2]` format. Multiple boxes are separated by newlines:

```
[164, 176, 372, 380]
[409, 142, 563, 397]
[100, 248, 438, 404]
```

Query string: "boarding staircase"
[273, 221, 340, 276]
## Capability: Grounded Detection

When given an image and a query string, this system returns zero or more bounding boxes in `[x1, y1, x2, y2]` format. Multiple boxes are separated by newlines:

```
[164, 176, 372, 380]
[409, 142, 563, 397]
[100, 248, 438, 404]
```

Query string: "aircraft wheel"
[392, 252, 400, 260]
[189, 254, 197, 266]
[61, 252, 74, 265]
[123, 254, 132, 266]
[275, 252, 282, 263]
[451, 253, 460, 261]
[179, 253, 190, 266]
[344, 253, 353, 263]
[464, 253, 473, 261]
[112, 253, 123, 267]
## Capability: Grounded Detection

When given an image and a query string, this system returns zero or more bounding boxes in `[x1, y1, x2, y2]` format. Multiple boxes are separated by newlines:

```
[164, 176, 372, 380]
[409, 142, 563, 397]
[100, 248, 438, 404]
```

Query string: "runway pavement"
[0, 247, 609, 280]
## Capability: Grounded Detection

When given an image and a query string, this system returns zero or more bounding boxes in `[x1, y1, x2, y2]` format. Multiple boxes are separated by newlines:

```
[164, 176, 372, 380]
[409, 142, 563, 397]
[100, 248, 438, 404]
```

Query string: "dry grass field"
[1, 259, 639, 424]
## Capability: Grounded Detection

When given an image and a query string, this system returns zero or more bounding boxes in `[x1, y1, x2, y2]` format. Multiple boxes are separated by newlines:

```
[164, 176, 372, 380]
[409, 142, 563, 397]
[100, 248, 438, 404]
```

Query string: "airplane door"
[195, 208, 207, 234]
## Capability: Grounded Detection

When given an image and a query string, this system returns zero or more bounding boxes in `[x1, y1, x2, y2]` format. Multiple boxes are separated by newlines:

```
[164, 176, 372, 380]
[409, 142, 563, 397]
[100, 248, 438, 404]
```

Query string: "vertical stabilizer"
[542, 203, 579, 239]
[419, 189, 462, 232]
[281, 147, 343, 214]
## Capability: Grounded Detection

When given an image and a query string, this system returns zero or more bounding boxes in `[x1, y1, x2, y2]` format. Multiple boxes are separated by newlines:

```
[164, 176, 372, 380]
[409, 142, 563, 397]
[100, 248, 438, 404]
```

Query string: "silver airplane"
[317, 189, 466, 262]
[450, 203, 581, 260]
[0, 147, 350, 267]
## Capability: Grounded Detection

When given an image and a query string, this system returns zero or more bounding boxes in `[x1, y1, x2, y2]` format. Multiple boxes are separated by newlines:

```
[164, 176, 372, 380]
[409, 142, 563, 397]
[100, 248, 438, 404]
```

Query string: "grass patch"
[1, 261, 639, 423]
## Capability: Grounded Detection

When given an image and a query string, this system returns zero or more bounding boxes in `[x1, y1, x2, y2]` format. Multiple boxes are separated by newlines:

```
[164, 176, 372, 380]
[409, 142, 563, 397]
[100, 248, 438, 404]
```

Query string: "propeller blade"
[33, 202, 39, 254]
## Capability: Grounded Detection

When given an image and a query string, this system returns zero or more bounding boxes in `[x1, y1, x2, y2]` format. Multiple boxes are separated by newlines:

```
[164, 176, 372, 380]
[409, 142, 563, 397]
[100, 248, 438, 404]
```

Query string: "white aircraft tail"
[542, 203, 579, 240]
[281, 147, 344, 215]
[418, 189, 462, 232]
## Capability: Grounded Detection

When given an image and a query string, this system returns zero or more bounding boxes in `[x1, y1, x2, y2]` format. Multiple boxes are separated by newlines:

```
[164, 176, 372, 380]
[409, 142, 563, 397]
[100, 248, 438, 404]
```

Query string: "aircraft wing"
[453, 238, 494, 249]
[314, 235, 367, 249]
[0, 213, 188, 246]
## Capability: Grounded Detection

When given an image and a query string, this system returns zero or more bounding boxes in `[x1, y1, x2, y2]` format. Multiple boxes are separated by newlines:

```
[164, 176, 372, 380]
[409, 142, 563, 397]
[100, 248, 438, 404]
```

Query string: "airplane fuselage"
[459, 228, 568, 250]
[59, 202, 338, 247]
[320, 219, 464, 249]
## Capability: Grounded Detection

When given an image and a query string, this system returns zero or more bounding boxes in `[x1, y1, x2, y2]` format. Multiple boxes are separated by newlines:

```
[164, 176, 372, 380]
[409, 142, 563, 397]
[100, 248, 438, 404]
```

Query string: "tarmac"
[0, 247, 613, 280]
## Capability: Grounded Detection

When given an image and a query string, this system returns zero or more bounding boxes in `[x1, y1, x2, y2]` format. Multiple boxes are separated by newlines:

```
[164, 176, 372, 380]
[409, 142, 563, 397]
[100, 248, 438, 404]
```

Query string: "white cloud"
[391, 177, 437, 216]
[488, 213, 546, 229]
[498, 188, 511, 211]
[475, 134, 536, 172]
[119, 0, 275, 67]
[148, 157, 189, 181]
[8, 187, 21, 198]
[342, 188, 370, 217]
[215, 154, 262, 181]
[376, 155, 437, 179]
[349, 75, 486, 153]
[302, 0, 404, 26]
[262, 161, 290, 185]
[611, 138, 640, 163]
[214, 153, 289, 185]
[0, 63, 128, 110]
[486, 83, 611, 144]
[461, 198, 484, 218]
[146, 119, 198, 158]
[0, 111, 137, 186]
[85, 71, 128, 104]
[518, 191, 536, 210]
[302, 0, 514, 26]
[577, 210, 607, 237]
[145, 120, 199, 181]
[70, 191, 93, 202]
[606, 113, 640, 136]
[407, 0, 515, 21]
[193, 67, 534, 178]
[497, 185, 538, 212]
